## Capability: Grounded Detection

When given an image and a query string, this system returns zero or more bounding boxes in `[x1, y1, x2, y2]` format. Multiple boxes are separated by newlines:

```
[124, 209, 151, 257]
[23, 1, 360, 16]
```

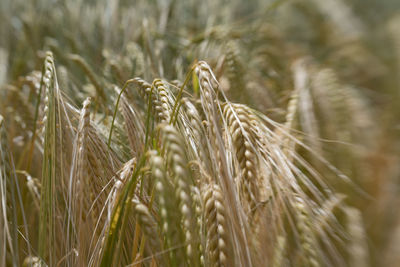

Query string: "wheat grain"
[223, 103, 259, 214]
[131, 198, 161, 256]
[148, 150, 186, 265]
[203, 183, 232, 267]
[293, 196, 320, 267]
[160, 124, 201, 265]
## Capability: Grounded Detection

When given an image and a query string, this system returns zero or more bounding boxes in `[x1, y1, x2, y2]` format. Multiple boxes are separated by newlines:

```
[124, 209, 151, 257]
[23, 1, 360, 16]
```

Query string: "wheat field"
[0, 0, 399, 266]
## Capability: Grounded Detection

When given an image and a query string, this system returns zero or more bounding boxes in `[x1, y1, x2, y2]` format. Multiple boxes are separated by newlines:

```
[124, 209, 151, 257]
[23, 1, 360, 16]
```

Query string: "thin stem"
[169, 65, 195, 125]
[26, 63, 45, 172]
[107, 79, 136, 148]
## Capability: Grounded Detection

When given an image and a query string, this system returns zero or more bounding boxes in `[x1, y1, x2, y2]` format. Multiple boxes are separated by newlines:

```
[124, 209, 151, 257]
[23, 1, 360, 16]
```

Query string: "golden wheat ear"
[38, 52, 59, 265]
[148, 150, 187, 265]
[66, 97, 92, 265]
[222, 103, 260, 215]
[159, 124, 201, 266]
[202, 182, 233, 267]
